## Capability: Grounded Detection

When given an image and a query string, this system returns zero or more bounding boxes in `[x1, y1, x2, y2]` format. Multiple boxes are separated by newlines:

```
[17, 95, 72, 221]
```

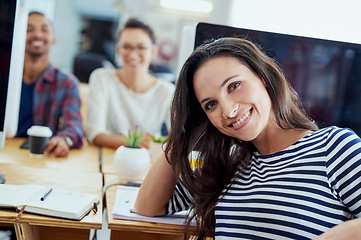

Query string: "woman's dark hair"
[117, 17, 156, 44]
[164, 37, 319, 239]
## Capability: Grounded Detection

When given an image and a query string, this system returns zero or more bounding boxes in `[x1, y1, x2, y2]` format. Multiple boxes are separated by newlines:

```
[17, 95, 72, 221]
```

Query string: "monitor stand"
[0, 170, 5, 184]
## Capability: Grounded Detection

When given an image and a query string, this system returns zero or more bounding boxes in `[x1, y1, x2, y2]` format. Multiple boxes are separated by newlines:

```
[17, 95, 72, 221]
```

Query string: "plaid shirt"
[33, 63, 84, 148]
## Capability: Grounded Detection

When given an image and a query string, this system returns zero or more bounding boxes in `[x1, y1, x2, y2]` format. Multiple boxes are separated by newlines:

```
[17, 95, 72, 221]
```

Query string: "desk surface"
[100, 146, 116, 174]
[104, 173, 194, 237]
[0, 138, 190, 239]
[0, 138, 100, 172]
[0, 163, 103, 230]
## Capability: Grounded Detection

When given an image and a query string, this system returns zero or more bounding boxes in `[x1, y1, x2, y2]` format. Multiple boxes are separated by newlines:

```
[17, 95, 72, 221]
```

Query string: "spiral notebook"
[0, 184, 99, 220]
[112, 185, 195, 226]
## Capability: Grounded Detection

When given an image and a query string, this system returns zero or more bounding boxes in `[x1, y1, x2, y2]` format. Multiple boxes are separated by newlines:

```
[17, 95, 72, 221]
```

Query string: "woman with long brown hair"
[135, 37, 361, 239]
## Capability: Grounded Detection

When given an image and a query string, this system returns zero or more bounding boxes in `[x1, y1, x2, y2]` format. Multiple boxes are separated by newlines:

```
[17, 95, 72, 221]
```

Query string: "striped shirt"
[165, 126, 361, 239]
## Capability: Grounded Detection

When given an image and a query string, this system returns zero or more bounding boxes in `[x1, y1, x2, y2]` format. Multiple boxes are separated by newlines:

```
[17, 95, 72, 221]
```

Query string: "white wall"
[24, 0, 56, 20]
[25, 0, 233, 73]
[50, 0, 81, 73]
[24, 0, 81, 73]
[228, 0, 361, 44]
[30, 0, 361, 73]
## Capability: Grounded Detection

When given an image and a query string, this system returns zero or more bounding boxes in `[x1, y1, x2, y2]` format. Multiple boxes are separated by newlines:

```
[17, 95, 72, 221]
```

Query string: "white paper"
[112, 185, 195, 226]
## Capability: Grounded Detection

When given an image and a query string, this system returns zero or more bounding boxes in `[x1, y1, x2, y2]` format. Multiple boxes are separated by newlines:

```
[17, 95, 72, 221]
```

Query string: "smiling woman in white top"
[86, 18, 175, 149]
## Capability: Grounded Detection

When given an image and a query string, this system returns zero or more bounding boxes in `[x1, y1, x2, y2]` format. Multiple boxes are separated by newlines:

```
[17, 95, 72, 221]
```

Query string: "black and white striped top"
[165, 127, 361, 239]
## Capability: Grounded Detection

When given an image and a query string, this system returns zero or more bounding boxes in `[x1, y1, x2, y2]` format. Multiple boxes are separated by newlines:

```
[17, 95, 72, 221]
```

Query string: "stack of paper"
[112, 185, 195, 226]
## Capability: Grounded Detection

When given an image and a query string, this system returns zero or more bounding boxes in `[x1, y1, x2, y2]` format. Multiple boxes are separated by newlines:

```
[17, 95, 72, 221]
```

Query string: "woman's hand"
[313, 218, 361, 240]
[138, 133, 151, 149]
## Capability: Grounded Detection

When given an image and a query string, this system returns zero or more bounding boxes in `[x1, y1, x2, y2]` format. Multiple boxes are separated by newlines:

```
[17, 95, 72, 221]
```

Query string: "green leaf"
[150, 132, 167, 143]
[124, 127, 143, 147]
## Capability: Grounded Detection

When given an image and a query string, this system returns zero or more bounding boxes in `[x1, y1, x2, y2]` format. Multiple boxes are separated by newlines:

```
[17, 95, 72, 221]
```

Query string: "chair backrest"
[73, 52, 114, 83]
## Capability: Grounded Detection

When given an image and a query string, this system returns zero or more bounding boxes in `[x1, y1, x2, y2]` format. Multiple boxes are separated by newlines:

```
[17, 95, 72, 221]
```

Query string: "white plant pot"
[114, 146, 151, 180]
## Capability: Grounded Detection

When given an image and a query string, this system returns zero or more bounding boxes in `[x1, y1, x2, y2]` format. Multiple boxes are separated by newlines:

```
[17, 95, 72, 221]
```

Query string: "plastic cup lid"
[27, 125, 52, 137]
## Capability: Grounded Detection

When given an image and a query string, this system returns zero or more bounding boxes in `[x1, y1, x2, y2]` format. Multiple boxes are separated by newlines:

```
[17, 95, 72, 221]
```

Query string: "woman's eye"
[228, 82, 240, 92]
[205, 101, 217, 111]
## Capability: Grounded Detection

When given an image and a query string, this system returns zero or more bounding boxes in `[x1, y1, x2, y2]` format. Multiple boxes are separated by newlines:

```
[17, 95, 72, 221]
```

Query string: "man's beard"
[26, 49, 48, 58]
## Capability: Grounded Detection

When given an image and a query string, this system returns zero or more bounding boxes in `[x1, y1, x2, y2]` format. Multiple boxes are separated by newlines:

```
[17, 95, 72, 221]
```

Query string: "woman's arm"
[313, 218, 361, 240]
[93, 133, 127, 149]
[86, 68, 110, 146]
[134, 152, 178, 217]
[93, 132, 151, 149]
[316, 129, 361, 239]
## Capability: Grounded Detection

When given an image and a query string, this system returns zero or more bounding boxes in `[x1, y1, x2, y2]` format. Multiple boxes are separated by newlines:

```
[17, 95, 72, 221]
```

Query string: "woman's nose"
[222, 103, 239, 119]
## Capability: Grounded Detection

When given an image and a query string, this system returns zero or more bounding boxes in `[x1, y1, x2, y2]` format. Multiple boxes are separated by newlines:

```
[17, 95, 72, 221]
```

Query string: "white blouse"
[86, 68, 175, 143]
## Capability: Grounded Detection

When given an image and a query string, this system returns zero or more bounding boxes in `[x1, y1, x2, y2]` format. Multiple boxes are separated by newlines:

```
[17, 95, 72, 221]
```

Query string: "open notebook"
[112, 185, 196, 226]
[0, 184, 99, 220]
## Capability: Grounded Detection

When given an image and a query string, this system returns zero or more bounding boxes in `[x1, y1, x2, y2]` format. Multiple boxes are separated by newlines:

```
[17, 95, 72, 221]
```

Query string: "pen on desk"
[40, 188, 53, 201]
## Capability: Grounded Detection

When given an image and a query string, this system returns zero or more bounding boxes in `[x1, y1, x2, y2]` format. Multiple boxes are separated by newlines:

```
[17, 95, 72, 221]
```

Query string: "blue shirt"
[16, 81, 35, 137]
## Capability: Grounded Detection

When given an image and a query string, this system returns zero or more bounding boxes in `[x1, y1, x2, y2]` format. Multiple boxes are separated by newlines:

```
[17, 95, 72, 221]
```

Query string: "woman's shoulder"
[90, 67, 116, 78]
[89, 68, 117, 84]
[311, 126, 360, 144]
[320, 126, 356, 135]
[154, 79, 175, 92]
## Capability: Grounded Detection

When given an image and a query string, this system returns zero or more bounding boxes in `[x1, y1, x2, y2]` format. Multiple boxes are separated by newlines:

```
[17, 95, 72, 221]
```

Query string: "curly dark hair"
[164, 37, 319, 239]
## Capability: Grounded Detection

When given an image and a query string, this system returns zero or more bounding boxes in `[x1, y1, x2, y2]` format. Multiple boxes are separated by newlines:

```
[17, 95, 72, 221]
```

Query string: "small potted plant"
[114, 127, 151, 180]
[124, 127, 144, 148]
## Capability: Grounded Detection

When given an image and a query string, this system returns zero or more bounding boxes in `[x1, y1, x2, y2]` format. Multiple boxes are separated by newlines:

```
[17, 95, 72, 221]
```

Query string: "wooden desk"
[100, 146, 116, 174]
[104, 174, 195, 240]
[0, 138, 100, 172]
[0, 163, 103, 240]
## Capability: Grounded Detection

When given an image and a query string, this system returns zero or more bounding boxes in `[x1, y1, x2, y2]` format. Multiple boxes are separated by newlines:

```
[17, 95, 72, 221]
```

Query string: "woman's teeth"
[232, 111, 250, 127]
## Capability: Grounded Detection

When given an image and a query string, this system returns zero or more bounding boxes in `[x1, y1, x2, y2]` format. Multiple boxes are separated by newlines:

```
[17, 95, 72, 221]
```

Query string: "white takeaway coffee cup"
[27, 125, 52, 157]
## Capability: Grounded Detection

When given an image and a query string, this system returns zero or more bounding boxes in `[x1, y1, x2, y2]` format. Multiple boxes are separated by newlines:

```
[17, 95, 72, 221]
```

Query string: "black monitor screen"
[0, 0, 16, 132]
[195, 22, 361, 136]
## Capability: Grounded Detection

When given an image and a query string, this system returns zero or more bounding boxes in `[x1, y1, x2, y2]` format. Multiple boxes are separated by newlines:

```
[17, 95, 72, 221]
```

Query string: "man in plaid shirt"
[16, 11, 84, 157]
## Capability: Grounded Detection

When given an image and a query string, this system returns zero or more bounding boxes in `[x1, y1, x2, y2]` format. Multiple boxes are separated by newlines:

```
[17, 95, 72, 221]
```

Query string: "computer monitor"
[0, 0, 27, 149]
[195, 22, 361, 137]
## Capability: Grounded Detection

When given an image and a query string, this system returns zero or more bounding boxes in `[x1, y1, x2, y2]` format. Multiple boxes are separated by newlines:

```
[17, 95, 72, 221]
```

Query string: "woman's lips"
[229, 109, 252, 128]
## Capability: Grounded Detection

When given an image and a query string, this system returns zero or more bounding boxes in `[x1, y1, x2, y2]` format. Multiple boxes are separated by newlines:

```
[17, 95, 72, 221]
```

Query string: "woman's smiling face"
[193, 56, 274, 142]
[116, 28, 156, 71]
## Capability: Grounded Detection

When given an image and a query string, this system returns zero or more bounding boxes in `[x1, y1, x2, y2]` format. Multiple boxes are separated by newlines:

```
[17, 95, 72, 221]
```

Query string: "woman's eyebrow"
[200, 97, 211, 104]
[221, 74, 239, 87]
[200, 75, 240, 104]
